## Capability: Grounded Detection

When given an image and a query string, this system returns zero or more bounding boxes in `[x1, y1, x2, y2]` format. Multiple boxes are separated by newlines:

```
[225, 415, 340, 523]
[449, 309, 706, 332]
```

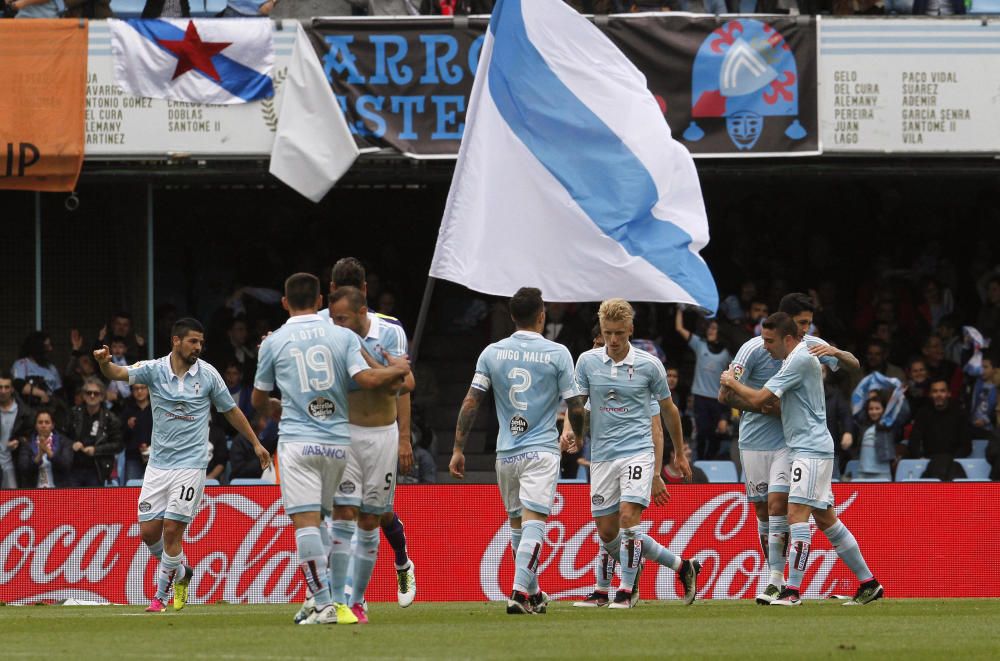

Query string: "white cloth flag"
[269, 24, 359, 203]
[430, 0, 718, 310]
[109, 19, 274, 105]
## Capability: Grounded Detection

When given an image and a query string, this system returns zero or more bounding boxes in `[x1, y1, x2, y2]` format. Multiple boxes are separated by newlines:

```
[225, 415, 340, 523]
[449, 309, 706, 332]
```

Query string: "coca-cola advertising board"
[1, 484, 996, 604]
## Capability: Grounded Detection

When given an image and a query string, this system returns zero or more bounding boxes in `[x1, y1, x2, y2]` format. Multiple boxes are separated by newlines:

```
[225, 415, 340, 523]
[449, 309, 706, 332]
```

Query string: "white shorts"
[741, 447, 791, 503]
[589, 451, 655, 517]
[279, 441, 350, 516]
[334, 423, 399, 515]
[137, 466, 205, 524]
[495, 451, 560, 518]
[788, 454, 835, 510]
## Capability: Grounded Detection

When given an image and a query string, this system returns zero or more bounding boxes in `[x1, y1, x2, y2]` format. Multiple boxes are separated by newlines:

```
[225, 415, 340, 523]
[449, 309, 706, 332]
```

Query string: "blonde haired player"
[571, 299, 701, 608]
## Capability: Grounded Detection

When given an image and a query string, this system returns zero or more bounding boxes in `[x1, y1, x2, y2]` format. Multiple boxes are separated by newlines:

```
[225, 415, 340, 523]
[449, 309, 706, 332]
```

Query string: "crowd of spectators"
[0, 0, 978, 19]
[0, 269, 436, 489]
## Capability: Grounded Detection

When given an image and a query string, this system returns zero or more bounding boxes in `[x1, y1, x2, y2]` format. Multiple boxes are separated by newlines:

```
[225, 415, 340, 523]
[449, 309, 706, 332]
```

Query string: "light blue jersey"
[575, 345, 671, 462]
[127, 357, 235, 469]
[254, 314, 370, 445]
[344, 312, 407, 392]
[731, 335, 841, 451]
[687, 335, 732, 398]
[763, 342, 834, 458]
[472, 331, 578, 459]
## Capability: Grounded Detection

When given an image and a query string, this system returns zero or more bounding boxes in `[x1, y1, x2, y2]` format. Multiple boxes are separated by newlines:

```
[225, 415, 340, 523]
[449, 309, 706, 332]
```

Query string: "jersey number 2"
[507, 367, 532, 411]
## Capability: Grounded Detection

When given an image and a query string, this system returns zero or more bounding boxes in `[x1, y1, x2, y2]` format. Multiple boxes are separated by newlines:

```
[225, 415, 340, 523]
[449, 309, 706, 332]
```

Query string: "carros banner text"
[0, 484, 995, 605]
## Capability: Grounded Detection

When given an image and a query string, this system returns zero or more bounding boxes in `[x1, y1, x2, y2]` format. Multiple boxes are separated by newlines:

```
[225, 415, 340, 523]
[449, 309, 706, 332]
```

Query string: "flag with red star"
[109, 18, 274, 105]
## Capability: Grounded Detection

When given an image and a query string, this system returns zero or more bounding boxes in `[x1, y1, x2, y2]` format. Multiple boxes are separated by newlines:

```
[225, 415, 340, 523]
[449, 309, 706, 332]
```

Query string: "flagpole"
[408, 276, 437, 365]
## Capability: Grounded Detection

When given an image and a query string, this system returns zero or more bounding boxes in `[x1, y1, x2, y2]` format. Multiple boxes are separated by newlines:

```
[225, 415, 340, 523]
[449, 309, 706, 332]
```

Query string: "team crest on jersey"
[339, 481, 356, 494]
[138, 501, 152, 513]
[591, 494, 605, 506]
[510, 416, 528, 436]
[193, 381, 201, 395]
[308, 397, 335, 420]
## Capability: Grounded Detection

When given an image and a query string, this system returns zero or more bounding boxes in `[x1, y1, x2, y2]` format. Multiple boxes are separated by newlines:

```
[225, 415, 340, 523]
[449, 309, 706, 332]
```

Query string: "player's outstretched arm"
[222, 407, 272, 470]
[93, 346, 129, 382]
[450, 386, 486, 479]
[809, 344, 861, 372]
[720, 369, 778, 412]
[658, 397, 689, 481]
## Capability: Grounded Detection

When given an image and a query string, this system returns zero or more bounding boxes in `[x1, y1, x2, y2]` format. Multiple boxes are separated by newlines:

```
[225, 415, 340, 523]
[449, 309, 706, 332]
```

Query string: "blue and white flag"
[851, 372, 905, 428]
[109, 19, 273, 105]
[429, 0, 718, 310]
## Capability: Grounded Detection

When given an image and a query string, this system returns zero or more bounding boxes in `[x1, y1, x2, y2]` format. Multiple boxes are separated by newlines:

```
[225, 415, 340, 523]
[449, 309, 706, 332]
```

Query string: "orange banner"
[0, 20, 88, 192]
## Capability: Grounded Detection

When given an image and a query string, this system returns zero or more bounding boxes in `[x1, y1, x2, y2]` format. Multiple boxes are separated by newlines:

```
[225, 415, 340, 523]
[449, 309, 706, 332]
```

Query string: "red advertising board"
[1, 484, 996, 604]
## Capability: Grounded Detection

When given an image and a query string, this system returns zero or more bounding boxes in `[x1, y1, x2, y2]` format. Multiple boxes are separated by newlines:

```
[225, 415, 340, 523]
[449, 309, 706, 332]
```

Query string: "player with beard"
[95, 318, 271, 613]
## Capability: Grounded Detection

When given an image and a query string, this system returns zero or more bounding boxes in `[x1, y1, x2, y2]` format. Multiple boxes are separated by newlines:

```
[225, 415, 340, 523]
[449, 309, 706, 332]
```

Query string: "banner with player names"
[307, 14, 819, 159]
[1, 484, 996, 605]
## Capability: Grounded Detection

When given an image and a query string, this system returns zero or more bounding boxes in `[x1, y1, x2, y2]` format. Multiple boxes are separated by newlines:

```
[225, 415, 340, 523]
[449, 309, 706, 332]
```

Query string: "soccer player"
[720, 312, 883, 607]
[326, 285, 413, 622]
[574, 325, 666, 607]
[719, 292, 862, 604]
[572, 299, 701, 609]
[252, 273, 411, 625]
[319, 257, 417, 607]
[94, 318, 271, 613]
[449, 287, 586, 614]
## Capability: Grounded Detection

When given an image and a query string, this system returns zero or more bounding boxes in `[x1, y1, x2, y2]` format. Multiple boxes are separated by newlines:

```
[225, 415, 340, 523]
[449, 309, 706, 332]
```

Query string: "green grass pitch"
[1, 599, 997, 659]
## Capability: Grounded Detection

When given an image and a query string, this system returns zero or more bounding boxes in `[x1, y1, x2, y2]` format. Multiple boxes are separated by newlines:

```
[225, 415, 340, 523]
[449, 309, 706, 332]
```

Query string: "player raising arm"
[96, 318, 270, 613]
[450, 288, 586, 615]
[251, 273, 410, 626]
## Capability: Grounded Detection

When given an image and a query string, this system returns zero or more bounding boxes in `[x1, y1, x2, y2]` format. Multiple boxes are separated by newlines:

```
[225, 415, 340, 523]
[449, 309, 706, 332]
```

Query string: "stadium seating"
[844, 459, 860, 478]
[125, 479, 143, 487]
[955, 458, 991, 481]
[229, 478, 271, 486]
[971, 439, 989, 459]
[954, 478, 990, 482]
[204, 479, 220, 486]
[694, 460, 738, 483]
[895, 458, 930, 481]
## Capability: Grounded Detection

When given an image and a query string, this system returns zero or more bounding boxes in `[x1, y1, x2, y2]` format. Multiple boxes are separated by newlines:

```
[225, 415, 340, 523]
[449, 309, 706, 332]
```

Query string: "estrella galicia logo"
[308, 397, 336, 421]
[591, 494, 605, 506]
[510, 416, 528, 436]
[683, 19, 806, 151]
[138, 501, 152, 513]
[756, 482, 768, 494]
[339, 480, 356, 495]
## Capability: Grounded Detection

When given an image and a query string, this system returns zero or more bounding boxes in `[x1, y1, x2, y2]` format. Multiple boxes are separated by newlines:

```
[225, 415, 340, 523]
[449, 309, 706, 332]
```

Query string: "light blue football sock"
[296, 527, 331, 608]
[638, 531, 681, 572]
[328, 520, 355, 604]
[768, 515, 789, 586]
[155, 550, 182, 602]
[595, 533, 621, 592]
[350, 527, 379, 607]
[513, 520, 545, 595]
[619, 527, 644, 593]
[824, 520, 873, 582]
[787, 522, 812, 591]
